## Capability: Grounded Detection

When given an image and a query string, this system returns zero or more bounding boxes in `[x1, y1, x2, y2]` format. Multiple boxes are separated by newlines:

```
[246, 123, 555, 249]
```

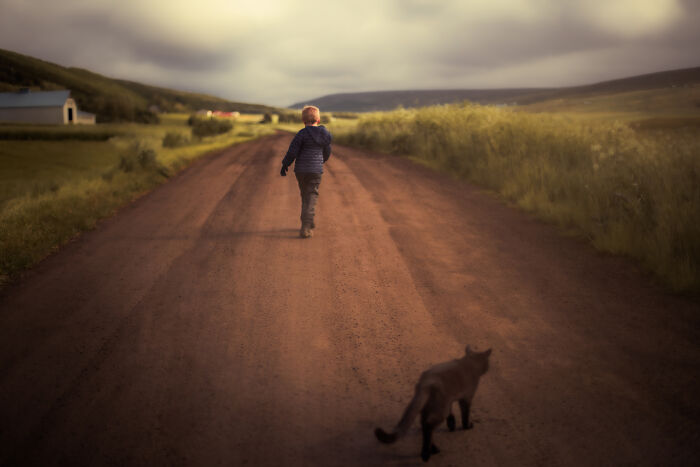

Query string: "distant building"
[0, 89, 95, 125]
[212, 110, 240, 118]
[77, 110, 96, 124]
[196, 110, 241, 119]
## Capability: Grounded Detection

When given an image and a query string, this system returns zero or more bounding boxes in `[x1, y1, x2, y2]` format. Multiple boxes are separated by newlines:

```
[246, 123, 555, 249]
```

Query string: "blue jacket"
[282, 125, 332, 174]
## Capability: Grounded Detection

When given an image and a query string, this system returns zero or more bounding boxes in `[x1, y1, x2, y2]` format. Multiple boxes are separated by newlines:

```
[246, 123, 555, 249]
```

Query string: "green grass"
[0, 115, 273, 284]
[518, 85, 700, 120]
[0, 114, 200, 205]
[272, 117, 360, 134]
[337, 103, 700, 293]
[0, 141, 120, 206]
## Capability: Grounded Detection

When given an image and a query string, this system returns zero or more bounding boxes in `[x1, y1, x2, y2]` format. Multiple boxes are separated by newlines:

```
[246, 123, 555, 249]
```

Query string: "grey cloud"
[0, 2, 237, 74]
[424, 12, 619, 69]
[1, 0, 698, 106]
[64, 12, 234, 72]
[640, 0, 700, 47]
[273, 57, 364, 81]
[390, 1, 700, 89]
[389, 0, 450, 21]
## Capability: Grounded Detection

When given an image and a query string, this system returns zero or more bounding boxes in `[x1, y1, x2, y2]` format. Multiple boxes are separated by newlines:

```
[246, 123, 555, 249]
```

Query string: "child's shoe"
[300, 225, 313, 238]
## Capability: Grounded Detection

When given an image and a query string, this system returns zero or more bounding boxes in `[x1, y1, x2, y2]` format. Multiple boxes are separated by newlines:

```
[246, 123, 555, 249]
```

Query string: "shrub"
[191, 118, 233, 138]
[162, 131, 189, 148]
[331, 112, 360, 119]
[118, 141, 168, 176]
[135, 109, 160, 124]
[261, 110, 332, 124]
[261, 113, 280, 124]
[278, 111, 300, 123]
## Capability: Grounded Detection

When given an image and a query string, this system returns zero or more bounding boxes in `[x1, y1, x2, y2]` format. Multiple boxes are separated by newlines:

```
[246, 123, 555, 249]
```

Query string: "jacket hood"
[305, 125, 331, 146]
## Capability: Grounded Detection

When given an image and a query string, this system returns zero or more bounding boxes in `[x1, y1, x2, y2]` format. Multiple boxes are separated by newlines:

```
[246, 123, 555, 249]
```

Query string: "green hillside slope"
[291, 66, 700, 113]
[290, 88, 556, 112]
[0, 48, 277, 122]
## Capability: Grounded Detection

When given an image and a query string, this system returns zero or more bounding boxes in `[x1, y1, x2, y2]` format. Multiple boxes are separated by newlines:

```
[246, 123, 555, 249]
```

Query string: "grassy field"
[289, 67, 700, 112]
[0, 114, 273, 285]
[273, 116, 360, 134]
[519, 84, 700, 118]
[336, 103, 700, 293]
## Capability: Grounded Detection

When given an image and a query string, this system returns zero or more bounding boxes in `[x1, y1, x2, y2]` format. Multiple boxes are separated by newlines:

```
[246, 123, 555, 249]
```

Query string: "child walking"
[280, 105, 332, 238]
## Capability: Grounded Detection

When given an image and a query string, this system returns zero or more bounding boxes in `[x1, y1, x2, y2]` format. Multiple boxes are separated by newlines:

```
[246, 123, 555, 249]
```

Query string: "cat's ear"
[484, 348, 492, 357]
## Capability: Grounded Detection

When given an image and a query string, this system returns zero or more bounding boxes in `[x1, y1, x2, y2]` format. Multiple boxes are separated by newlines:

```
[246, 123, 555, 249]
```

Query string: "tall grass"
[0, 171, 164, 283]
[273, 117, 359, 135]
[0, 117, 273, 284]
[337, 103, 700, 292]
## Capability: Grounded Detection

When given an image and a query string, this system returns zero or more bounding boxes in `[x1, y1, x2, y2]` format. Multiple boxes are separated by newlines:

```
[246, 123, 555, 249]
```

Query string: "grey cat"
[375, 346, 492, 462]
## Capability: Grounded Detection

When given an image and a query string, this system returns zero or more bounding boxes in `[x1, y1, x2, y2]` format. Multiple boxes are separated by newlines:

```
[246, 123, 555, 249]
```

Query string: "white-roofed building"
[0, 89, 95, 125]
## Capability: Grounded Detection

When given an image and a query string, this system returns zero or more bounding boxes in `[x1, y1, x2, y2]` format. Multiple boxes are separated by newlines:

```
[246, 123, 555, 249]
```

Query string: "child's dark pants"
[295, 173, 322, 228]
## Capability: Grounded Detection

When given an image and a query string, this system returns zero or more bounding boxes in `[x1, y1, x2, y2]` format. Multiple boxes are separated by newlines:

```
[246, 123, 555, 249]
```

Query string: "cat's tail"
[375, 383, 431, 444]
[374, 427, 398, 443]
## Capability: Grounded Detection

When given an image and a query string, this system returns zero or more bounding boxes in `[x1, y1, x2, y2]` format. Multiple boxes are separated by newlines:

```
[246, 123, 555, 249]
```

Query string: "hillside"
[290, 88, 555, 112]
[290, 66, 700, 112]
[0, 48, 277, 123]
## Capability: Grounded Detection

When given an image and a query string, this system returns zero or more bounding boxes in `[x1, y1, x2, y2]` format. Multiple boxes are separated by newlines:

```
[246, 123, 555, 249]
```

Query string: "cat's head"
[465, 345, 492, 374]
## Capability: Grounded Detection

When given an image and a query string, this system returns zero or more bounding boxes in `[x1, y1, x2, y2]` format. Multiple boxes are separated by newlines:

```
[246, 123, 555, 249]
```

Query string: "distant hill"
[289, 89, 554, 112]
[0, 48, 278, 123]
[290, 67, 700, 112]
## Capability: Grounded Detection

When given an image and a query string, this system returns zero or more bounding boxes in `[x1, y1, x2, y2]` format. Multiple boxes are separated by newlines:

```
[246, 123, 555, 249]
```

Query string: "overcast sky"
[1, 0, 698, 106]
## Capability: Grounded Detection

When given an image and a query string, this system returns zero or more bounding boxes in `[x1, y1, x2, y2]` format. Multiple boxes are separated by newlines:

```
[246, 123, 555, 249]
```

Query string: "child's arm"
[323, 132, 332, 163]
[282, 130, 304, 170]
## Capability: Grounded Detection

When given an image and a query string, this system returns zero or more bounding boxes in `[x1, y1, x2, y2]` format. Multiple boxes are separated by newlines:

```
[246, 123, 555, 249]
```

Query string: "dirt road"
[1, 132, 698, 466]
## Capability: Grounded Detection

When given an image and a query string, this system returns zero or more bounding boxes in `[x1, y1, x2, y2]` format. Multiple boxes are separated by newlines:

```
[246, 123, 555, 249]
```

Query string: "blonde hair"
[301, 105, 321, 124]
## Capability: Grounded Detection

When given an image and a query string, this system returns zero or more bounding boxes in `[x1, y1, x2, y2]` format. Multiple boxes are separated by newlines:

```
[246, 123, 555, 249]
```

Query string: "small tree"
[191, 118, 233, 138]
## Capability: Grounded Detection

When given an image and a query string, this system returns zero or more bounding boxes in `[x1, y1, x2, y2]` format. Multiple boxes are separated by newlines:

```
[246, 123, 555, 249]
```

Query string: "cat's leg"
[446, 404, 456, 432]
[421, 393, 446, 461]
[421, 403, 443, 462]
[421, 420, 440, 462]
[458, 399, 474, 430]
[420, 421, 432, 461]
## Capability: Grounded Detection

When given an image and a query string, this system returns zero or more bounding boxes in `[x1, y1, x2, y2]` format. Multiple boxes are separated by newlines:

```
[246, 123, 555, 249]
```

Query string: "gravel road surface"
[1, 132, 698, 466]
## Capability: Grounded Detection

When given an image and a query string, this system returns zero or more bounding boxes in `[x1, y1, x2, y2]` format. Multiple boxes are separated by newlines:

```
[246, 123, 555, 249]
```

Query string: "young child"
[280, 105, 332, 238]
